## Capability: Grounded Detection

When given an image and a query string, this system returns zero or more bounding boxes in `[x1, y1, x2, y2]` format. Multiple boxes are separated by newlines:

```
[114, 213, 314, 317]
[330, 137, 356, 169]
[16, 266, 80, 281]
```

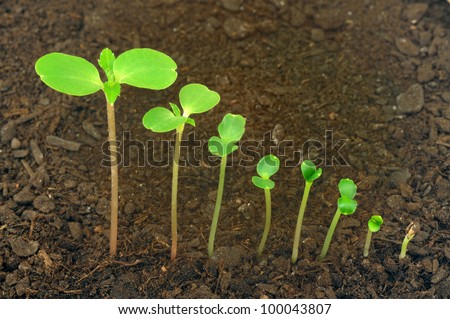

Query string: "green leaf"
[218, 113, 246, 143]
[337, 197, 357, 215]
[142, 107, 187, 133]
[185, 118, 196, 127]
[256, 155, 280, 179]
[35, 52, 103, 96]
[368, 215, 383, 232]
[252, 176, 275, 190]
[338, 178, 357, 199]
[208, 136, 237, 157]
[103, 82, 121, 104]
[179, 83, 220, 116]
[170, 103, 181, 116]
[300, 160, 322, 183]
[98, 48, 116, 82]
[114, 48, 177, 90]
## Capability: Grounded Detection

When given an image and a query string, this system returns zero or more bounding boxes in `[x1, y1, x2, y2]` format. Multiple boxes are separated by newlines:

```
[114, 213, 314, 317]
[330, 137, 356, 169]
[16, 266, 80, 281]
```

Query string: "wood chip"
[30, 139, 44, 164]
[46, 135, 81, 151]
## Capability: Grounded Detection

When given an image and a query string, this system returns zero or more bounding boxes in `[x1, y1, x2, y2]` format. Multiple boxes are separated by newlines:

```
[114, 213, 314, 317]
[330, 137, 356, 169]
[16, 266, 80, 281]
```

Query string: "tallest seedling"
[35, 48, 177, 256]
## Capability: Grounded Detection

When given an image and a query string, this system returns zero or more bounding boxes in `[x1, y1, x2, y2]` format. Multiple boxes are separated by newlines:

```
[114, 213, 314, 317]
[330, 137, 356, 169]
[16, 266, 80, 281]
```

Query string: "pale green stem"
[318, 208, 342, 261]
[399, 235, 410, 259]
[291, 181, 312, 263]
[257, 188, 272, 257]
[363, 230, 373, 258]
[208, 155, 227, 257]
[106, 100, 119, 257]
[170, 124, 185, 261]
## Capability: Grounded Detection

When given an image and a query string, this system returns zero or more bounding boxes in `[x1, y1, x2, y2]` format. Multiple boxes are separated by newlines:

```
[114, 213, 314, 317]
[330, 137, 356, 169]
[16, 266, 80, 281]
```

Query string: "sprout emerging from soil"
[318, 178, 358, 261]
[363, 215, 383, 257]
[252, 154, 280, 257]
[399, 221, 420, 260]
[35, 48, 177, 256]
[207, 113, 246, 257]
[291, 160, 322, 264]
[143, 83, 220, 260]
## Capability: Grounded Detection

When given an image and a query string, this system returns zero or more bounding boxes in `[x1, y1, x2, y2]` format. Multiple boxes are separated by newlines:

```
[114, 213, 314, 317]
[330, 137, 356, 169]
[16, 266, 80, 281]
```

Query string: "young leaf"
[35, 52, 103, 96]
[256, 155, 280, 179]
[218, 114, 246, 143]
[337, 197, 357, 215]
[170, 103, 181, 116]
[179, 83, 220, 116]
[142, 107, 187, 132]
[98, 48, 116, 82]
[114, 48, 177, 90]
[301, 160, 322, 183]
[208, 114, 246, 157]
[338, 178, 357, 199]
[368, 215, 383, 232]
[103, 82, 121, 105]
[252, 176, 275, 190]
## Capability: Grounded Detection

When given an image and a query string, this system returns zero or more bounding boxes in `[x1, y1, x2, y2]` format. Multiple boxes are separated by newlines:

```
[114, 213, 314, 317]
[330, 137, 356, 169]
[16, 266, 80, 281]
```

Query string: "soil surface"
[1, 0, 449, 299]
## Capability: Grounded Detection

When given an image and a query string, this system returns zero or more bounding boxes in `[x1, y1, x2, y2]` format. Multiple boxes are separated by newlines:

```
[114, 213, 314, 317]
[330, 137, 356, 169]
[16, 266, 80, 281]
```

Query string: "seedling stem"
[257, 188, 272, 257]
[318, 208, 341, 261]
[291, 181, 312, 263]
[171, 124, 185, 260]
[106, 100, 119, 256]
[208, 154, 227, 257]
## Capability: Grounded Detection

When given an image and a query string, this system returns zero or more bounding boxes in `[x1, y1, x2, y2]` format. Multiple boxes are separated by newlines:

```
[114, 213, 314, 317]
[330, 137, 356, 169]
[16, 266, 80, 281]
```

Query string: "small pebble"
[395, 37, 419, 56]
[13, 187, 35, 204]
[11, 137, 21, 149]
[417, 63, 435, 83]
[33, 194, 55, 213]
[0, 120, 17, 144]
[311, 28, 325, 42]
[313, 9, 344, 30]
[220, 0, 241, 12]
[68, 222, 83, 240]
[396, 84, 424, 114]
[403, 3, 429, 23]
[389, 168, 411, 186]
[223, 17, 254, 40]
[12, 149, 29, 158]
[9, 237, 39, 257]
[63, 179, 78, 189]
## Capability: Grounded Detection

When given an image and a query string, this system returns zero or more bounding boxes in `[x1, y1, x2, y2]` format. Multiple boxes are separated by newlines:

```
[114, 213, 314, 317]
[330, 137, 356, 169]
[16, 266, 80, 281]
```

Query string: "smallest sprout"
[363, 215, 383, 257]
[399, 221, 420, 260]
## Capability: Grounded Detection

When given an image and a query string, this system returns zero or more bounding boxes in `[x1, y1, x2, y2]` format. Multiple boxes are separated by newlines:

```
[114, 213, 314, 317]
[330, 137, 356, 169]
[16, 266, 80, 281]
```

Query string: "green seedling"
[252, 154, 280, 257]
[291, 160, 322, 263]
[35, 48, 177, 256]
[143, 83, 220, 260]
[363, 215, 383, 257]
[318, 178, 358, 261]
[207, 113, 246, 257]
[399, 221, 420, 260]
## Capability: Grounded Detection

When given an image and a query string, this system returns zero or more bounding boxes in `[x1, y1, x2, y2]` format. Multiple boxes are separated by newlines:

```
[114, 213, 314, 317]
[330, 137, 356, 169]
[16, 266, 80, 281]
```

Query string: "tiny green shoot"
[291, 160, 322, 263]
[363, 215, 383, 257]
[35, 48, 177, 256]
[399, 221, 420, 260]
[252, 154, 280, 257]
[143, 83, 220, 260]
[207, 113, 246, 257]
[318, 178, 358, 261]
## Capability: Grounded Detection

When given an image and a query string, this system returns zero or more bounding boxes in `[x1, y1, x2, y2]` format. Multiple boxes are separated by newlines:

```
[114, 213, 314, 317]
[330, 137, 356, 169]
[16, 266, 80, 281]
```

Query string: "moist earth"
[0, 0, 449, 298]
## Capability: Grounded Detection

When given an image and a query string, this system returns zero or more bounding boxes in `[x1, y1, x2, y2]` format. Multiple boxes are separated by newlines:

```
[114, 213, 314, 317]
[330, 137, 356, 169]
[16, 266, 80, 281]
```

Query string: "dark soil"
[1, 0, 449, 299]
